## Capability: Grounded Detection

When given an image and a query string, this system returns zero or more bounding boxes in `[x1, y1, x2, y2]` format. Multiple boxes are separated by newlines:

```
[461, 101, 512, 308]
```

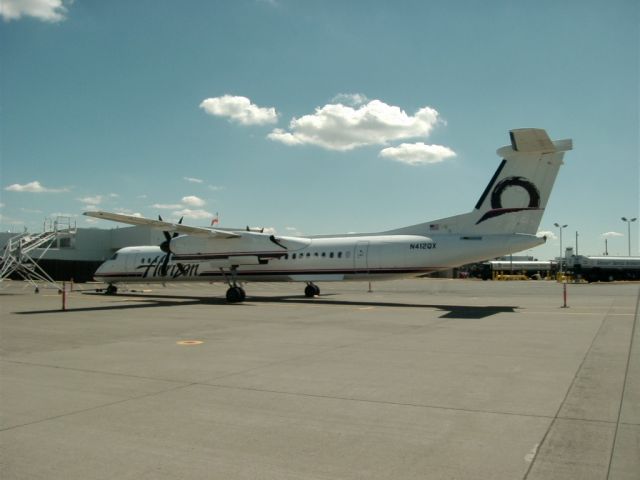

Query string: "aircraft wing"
[83, 211, 241, 238]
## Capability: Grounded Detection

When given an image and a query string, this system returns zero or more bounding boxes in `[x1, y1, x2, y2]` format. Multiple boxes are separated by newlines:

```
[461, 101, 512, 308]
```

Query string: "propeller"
[158, 215, 187, 276]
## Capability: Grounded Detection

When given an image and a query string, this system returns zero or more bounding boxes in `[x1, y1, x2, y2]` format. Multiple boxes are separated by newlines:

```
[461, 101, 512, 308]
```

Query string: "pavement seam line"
[197, 381, 558, 421]
[0, 358, 189, 384]
[522, 300, 615, 480]
[0, 381, 197, 433]
[606, 285, 640, 480]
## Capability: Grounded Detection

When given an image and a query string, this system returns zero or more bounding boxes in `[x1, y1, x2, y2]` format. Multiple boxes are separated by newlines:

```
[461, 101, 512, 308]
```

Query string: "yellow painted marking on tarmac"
[177, 340, 204, 346]
[357, 307, 376, 311]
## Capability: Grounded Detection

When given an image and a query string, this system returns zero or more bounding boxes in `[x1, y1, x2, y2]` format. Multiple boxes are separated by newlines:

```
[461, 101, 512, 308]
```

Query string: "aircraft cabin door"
[354, 241, 369, 272]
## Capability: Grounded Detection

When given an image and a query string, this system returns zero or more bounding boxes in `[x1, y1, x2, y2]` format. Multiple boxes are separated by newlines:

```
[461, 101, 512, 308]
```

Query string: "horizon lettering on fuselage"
[136, 256, 199, 279]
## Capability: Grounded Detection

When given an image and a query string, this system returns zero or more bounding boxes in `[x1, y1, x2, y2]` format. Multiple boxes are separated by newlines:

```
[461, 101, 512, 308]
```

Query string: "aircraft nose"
[95, 261, 107, 276]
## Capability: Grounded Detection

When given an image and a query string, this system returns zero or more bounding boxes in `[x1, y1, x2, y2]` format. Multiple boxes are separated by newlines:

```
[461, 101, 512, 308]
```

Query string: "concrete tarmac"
[1, 278, 638, 479]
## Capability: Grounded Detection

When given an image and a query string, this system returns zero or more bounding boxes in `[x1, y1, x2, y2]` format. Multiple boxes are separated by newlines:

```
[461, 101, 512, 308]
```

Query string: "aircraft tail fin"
[388, 128, 572, 236]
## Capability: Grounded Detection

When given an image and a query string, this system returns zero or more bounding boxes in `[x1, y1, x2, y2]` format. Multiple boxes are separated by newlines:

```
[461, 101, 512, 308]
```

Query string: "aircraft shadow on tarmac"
[15, 291, 516, 319]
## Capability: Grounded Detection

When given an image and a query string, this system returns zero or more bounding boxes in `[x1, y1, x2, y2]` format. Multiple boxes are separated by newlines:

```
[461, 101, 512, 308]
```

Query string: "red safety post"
[62, 281, 67, 311]
[561, 281, 568, 308]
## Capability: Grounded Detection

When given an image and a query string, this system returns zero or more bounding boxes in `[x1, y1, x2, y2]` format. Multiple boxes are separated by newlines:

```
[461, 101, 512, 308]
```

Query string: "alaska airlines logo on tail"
[476, 176, 541, 224]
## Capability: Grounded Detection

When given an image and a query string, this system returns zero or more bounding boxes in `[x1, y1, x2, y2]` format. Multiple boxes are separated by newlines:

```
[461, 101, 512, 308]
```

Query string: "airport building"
[0, 217, 165, 282]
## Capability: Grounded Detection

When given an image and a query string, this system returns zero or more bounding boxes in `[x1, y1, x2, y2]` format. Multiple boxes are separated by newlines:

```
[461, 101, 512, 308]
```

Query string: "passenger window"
[314, 252, 318, 257]
[321, 252, 326, 257]
[306, 253, 310, 257]
[292, 253, 297, 259]
[338, 252, 342, 258]
[329, 252, 334, 258]
[284, 254, 288, 260]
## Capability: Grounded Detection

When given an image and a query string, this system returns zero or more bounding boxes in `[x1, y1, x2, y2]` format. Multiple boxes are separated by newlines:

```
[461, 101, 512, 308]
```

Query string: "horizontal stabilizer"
[509, 128, 554, 153]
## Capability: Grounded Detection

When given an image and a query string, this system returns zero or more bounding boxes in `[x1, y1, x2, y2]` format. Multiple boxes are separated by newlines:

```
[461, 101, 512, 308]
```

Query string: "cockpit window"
[109, 253, 118, 261]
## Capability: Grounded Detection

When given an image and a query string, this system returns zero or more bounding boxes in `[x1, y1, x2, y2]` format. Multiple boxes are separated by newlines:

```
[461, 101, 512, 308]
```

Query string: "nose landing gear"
[304, 283, 320, 298]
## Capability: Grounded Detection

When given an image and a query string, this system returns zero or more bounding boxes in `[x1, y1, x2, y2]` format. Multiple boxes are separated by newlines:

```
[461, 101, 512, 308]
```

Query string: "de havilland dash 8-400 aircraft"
[85, 128, 572, 303]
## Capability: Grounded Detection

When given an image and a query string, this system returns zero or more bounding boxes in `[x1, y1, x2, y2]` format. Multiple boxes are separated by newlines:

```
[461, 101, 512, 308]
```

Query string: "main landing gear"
[105, 284, 118, 295]
[304, 283, 320, 298]
[222, 266, 246, 304]
[226, 285, 246, 303]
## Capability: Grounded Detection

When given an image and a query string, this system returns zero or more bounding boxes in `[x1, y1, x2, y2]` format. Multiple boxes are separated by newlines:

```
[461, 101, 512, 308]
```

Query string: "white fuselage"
[94, 233, 543, 285]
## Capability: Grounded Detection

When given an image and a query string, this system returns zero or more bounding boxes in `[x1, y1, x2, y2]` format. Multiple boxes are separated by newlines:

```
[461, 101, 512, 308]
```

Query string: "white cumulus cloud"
[181, 195, 205, 207]
[77, 195, 103, 205]
[173, 208, 214, 220]
[379, 143, 456, 165]
[268, 99, 441, 151]
[331, 93, 369, 107]
[5, 180, 69, 193]
[184, 176, 203, 184]
[537, 230, 557, 240]
[152, 203, 183, 210]
[602, 231, 624, 238]
[0, 0, 67, 22]
[200, 95, 278, 126]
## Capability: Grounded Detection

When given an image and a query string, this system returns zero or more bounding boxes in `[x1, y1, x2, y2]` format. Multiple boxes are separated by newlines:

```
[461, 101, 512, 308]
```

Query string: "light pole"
[554, 223, 568, 271]
[621, 217, 637, 256]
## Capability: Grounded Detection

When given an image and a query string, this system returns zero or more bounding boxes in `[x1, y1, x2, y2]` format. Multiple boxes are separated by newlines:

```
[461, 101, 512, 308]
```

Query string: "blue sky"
[1, 0, 638, 259]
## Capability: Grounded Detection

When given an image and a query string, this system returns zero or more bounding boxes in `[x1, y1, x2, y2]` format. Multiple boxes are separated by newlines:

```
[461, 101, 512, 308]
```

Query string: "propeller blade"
[160, 252, 170, 276]
[156, 214, 175, 247]
[172, 217, 183, 238]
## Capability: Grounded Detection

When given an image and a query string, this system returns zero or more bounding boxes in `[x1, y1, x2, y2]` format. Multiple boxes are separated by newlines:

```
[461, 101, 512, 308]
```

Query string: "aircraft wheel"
[105, 284, 118, 295]
[226, 286, 245, 303]
[304, 284, 320, 297]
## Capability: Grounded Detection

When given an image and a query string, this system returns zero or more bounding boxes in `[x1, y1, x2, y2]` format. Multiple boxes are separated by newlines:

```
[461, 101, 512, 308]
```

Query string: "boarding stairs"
[0, 217, 75, 291]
